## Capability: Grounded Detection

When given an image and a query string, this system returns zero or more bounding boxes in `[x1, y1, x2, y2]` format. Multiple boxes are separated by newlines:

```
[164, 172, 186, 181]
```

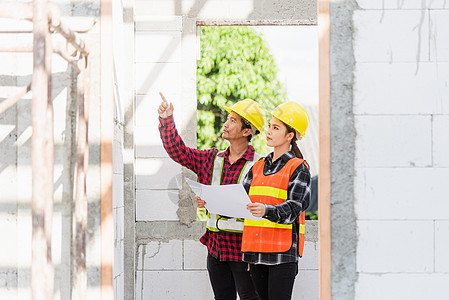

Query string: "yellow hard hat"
[223, 99, 265, 133]
[270, 101, 309, 137]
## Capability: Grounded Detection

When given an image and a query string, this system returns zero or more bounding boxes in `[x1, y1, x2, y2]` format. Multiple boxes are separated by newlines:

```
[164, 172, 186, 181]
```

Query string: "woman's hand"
[195, 196, 206, 208]
[247, 203, 266, 217]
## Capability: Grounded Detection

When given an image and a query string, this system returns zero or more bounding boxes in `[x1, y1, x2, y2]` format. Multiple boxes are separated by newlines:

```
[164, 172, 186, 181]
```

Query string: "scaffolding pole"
[0, 1, 91, 298]
[72, 54, 89, 299]
[31, 0, 54, 299]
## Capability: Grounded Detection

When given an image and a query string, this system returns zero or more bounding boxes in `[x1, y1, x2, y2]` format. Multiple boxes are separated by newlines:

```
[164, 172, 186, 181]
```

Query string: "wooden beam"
[100, 0, 114, 298]
[318, 0, 331, 299]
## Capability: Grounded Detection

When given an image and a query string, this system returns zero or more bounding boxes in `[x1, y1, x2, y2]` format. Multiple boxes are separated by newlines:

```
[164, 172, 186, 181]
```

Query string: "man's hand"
[195, 196, 206, 208]
[247, 202, 266, 218]
[158, 92, 174, 119]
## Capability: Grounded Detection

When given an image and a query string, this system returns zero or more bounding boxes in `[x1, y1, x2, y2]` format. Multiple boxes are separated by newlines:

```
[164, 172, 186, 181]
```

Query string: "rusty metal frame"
[0, 1, 91, 299]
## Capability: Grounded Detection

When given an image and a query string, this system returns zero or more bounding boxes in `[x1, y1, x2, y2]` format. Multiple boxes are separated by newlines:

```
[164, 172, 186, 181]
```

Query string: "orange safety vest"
[242, 157, 308, 257]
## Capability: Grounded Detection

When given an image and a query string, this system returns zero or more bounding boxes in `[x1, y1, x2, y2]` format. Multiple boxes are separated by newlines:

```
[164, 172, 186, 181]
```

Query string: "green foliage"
[305, 211, 318, 220]
[197, 26, 287, 155]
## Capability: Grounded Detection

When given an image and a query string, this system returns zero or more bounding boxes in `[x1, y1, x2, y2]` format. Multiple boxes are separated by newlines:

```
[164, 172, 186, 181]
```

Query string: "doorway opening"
[196, 25, 320, 298]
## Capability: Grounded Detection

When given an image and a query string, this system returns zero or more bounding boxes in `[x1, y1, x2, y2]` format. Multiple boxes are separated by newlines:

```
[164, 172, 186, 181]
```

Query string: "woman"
[241, 101, 311, 300]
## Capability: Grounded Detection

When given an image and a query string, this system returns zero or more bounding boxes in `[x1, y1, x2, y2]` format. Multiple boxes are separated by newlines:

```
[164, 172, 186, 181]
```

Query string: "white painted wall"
[353, 1, 449, 299]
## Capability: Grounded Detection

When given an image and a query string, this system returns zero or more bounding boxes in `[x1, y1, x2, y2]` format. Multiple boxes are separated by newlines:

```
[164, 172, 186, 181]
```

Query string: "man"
[158, 92, 264, 300]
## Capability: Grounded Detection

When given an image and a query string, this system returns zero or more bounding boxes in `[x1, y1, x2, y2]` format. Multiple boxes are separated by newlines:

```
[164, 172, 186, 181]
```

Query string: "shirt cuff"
[159, 114, 174, 127]
[263, 204, 276, 219]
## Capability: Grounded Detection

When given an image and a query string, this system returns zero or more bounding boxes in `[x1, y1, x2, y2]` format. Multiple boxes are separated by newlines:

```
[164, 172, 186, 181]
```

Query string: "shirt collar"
[265, 150, 296, 164]
[218, 145, 256, 161]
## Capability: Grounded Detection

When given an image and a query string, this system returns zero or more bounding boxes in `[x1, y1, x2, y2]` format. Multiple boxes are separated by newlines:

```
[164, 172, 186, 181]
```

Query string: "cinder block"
[115, 206, 124, 241]
[292, 269, 319, 300]
[356, 0, 431, 9]
[136, 189, 179, 221]
[354, 62, 449, 115]
[0, 166, 17, 207]
[430, 10, 449, 62]
[135, 1, 169, 17]
[136, 270, 213, 300]
[135, 16, 183, 31]
[114, 273, 124, 300]
[184, 240, 207, 270]
[135, 32, 182, 63]
[113, 134, 124, 175]
[0, 269, 17, 298]
[353, 10, 429, 62]
[11, 52, 32, 78]
[134, 93, 188, 158]
[113, 174, 124, 208]
[0, 125, 16, 163]
[134, 133, 168, 158]
[435, 221, 449, 272]
[3, 50, 68, 87]
[355, 168, 449, 220]
[52, 87, 70, 137]
[356, 273, 449, 300]
[0, 288, 17, 299]
[355, 115, 432, 167]
[137, 241, 183, 271]
[0, 52, 17, 75]
[0, 213, 17, 266]
[299, 241, 319, 270]
[135, 125, 194, 158]
[114, 234, 124, 278]
[194, 1, 236, 19]
[50, 213, 63, 266]
[433, 115, 449, 167]
[136, 157, 183, 189]
[357, 220, 434, 272]
[135, 62, 182, 95]
[135, 93, 183, 128]
[429, 1, 449, 8]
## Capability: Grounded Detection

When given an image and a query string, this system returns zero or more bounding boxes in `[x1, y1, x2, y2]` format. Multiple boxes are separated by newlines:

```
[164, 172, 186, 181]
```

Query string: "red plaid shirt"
[159, 115, 257, 261]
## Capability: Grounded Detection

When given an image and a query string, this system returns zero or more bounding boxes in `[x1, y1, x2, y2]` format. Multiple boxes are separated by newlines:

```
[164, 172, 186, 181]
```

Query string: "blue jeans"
[249, 262, 298, 300]
[207, 254, 260, 300]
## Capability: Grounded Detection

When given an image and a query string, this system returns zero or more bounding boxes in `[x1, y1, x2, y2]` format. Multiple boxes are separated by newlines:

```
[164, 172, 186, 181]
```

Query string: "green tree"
[197, 26, 286, 155]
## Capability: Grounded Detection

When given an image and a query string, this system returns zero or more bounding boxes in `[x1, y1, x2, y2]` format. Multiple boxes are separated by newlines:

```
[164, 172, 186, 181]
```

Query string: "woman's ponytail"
[290, 136, 303, 159]
[285, 122, 304, 159]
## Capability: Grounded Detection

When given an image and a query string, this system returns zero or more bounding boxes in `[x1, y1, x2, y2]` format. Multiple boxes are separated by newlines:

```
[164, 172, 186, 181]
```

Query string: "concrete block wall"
[134, 15, 186, 225]
[352, 1, 449, 299]
[134, 14, 207, 299]
[135, 224, 319, 299]
[112, 0, 127, 298]
[113, 122, 125, 300]
[132, 1, 319, 298]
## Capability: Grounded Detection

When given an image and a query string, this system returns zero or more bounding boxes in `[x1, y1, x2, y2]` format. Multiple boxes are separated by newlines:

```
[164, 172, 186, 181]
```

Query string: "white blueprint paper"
[185, 178, 262, 220]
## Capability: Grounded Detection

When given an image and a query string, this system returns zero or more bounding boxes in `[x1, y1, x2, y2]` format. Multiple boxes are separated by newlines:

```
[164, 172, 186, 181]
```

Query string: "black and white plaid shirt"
[241, 151, 311, 265]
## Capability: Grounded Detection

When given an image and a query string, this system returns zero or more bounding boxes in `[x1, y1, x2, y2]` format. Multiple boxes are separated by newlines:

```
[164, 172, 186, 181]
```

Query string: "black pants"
[207, 254, 259, 300]
[249, 262, 298, 300]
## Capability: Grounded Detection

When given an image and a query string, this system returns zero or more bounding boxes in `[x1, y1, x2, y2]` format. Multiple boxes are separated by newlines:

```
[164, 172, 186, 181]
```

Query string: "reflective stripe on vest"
[206, 152, 261, 233]
[242, 158, 307, 256]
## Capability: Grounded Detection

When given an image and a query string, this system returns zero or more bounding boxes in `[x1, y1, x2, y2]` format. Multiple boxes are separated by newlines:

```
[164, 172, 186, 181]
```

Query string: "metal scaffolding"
[0, 1, 91, 299]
